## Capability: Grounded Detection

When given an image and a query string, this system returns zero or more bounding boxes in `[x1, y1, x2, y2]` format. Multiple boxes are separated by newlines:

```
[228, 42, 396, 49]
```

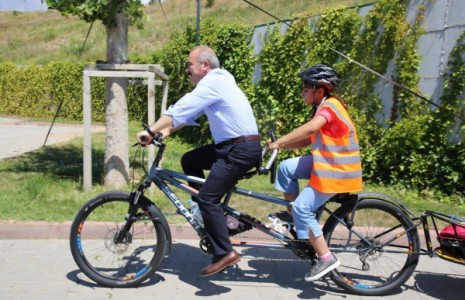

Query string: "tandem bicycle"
[69, 128, 464, 296]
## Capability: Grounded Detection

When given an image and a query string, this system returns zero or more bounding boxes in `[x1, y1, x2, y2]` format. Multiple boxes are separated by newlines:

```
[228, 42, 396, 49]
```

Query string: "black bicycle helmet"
[298, 64, 340, 92]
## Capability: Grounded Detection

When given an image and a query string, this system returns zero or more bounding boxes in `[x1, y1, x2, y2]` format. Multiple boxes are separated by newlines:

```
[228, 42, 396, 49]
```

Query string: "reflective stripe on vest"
[309, 98, 363, 193]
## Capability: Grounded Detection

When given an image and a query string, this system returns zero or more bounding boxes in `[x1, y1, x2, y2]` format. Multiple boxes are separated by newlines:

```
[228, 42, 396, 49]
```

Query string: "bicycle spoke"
[324, 198, 420, 296]
[70, 191, 167, 287]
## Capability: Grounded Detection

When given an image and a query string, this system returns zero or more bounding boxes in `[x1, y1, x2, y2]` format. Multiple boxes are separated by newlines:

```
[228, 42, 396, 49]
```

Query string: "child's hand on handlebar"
[267, 139, 280, 151]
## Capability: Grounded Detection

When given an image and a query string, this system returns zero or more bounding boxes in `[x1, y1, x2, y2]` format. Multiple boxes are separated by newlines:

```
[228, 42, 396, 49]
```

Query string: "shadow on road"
[411, 271, 465, 300]
[66, 241, 465, 299]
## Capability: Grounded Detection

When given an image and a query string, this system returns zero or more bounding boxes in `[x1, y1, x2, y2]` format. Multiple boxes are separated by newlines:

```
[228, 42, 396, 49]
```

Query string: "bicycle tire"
[69, 191, 168, 287]
[323, 198, 420, 296]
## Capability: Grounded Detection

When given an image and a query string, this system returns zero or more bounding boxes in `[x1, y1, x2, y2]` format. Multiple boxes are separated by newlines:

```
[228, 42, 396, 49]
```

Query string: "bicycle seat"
[328, 193, 358, 204]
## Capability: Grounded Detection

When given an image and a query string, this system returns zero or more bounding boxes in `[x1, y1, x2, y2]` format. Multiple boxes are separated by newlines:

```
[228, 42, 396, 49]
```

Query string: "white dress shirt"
[164, 68, 259, 144]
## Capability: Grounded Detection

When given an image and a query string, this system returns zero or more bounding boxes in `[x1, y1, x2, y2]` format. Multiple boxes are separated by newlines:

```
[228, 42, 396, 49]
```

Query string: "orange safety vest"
[309, 97, 363, 193]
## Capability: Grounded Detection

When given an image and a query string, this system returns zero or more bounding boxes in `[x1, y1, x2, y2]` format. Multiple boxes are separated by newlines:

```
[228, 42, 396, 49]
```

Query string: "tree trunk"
[103, 13, 129, 188]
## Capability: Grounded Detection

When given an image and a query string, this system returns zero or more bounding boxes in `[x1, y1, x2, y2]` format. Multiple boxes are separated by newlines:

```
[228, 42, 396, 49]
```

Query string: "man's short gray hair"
[194, 45, 220, 69]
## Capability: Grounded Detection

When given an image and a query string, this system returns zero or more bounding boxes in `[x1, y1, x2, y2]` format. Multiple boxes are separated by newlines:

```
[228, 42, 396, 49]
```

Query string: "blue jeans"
[275, 156, 335, 239]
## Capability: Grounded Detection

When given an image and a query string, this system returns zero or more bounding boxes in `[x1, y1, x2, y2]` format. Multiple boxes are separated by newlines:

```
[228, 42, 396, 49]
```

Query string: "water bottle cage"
[189, 201, 204, 227]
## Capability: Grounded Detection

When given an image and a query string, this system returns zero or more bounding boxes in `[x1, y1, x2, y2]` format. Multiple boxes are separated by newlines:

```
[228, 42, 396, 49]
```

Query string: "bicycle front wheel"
[69, 191, 168, 287]
[323, 198, 420, 296]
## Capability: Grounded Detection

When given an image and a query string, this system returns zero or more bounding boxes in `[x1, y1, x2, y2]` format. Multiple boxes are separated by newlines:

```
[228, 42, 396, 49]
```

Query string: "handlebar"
[258, 129, 276, 174]
[258, 147, 278, 174]
[256, 129, 278, 183]
[136, 123, 164, 147]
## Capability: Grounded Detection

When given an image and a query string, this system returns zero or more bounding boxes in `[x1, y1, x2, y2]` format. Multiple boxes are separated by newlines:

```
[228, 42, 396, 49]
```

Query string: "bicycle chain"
[240, 255, 307, 262]
[227, 232, 313, 263]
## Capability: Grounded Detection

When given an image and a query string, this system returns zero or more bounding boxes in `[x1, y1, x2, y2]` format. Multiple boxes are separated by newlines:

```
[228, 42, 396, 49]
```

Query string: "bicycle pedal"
[268, 217, 292, 235]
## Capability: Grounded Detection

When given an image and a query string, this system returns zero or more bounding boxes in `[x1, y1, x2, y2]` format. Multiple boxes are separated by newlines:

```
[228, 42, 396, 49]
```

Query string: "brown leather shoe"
[200, 250, 240, 277]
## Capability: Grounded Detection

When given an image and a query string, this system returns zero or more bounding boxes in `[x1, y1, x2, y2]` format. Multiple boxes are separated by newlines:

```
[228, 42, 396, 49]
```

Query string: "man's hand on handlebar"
[136, 123, 166, 146]
[137, 131, 153, 146]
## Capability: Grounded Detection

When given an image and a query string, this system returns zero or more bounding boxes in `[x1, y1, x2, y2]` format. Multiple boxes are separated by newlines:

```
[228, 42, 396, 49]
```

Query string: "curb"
[0, 220, 441, 249]
[0, 221, 198, 240]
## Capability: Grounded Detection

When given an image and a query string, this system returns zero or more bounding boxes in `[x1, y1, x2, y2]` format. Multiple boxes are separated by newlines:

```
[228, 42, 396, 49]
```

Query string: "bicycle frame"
[363, 197, 465, 265]
[147, 164, 315, 254]
[415, 210, 465, 259]
[133, 150, 398, 262]
[127, 134, 354, 259]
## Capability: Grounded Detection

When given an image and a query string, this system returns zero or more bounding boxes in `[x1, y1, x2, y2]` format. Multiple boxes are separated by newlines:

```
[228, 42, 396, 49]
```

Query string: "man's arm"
[159, 124, 186, 138]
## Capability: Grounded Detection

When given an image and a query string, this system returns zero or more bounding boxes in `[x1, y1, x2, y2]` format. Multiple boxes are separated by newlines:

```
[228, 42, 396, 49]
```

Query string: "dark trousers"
[181, 141, 262, 256]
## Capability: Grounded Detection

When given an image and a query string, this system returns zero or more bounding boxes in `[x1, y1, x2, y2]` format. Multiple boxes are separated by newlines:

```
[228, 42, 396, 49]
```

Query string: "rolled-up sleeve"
[163, 104, 201, 127]
[163, 84, 217, 128]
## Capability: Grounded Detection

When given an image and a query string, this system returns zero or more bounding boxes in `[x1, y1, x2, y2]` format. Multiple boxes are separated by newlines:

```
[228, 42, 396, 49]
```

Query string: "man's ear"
[203, 60, 211, 71]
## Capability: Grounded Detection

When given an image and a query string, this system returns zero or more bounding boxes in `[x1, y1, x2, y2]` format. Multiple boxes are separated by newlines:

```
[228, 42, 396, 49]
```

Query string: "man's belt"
[216, 135, 260, 147]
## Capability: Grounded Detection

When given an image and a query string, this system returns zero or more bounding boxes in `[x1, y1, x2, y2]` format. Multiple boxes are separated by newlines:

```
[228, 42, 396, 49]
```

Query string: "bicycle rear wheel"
[69, 191, 168, 287]
[323, 198, 420, 296]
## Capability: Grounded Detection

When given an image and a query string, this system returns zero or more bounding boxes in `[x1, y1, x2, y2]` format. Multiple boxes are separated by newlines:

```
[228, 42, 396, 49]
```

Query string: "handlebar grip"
[264, 149, 278, 170]
[258, 146, 278, 177]
[142, 123, 157, 138]
[266, 129, 277, 183]
[268, 128, 276, 142]
[140, 123, 164, 145]
[134, 135, 151, 147]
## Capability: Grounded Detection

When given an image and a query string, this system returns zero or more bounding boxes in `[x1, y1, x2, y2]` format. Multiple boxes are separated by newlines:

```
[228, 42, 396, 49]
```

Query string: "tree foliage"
[45, 0, 146, 28]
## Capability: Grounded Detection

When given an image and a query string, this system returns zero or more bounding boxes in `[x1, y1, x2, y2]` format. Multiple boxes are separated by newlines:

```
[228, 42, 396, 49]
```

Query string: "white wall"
[251, 0, 465, 114]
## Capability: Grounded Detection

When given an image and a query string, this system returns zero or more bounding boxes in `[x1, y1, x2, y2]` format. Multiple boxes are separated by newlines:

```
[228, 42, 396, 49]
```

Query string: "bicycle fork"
[113, 191, 145, 245]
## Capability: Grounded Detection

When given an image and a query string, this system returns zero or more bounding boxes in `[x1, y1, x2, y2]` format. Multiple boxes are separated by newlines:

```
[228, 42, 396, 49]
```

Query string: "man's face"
[186, 49, 208, 84]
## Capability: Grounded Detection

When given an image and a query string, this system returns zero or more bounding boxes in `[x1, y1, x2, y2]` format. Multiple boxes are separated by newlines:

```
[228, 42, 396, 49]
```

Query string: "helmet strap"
[310, 104, 318, 118]
[313, 88, 324, 106]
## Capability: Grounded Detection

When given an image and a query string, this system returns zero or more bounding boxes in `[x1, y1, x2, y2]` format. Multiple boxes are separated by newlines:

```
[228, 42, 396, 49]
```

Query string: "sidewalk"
[0, 222, 464, 300]
[0, 116, 104, 160]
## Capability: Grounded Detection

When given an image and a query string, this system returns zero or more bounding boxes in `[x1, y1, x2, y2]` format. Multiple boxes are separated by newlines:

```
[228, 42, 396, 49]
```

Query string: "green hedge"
[1, 0, 464, 198]
[0, 62, 107, 121]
